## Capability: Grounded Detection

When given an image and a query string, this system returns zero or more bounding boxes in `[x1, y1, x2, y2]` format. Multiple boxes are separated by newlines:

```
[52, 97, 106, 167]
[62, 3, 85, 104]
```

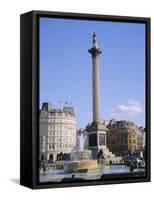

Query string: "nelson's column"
[86, 33, 114, 159]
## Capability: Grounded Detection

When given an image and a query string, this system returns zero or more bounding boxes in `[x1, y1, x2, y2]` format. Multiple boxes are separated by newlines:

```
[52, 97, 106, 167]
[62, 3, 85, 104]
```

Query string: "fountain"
[64, 132, 100, 174]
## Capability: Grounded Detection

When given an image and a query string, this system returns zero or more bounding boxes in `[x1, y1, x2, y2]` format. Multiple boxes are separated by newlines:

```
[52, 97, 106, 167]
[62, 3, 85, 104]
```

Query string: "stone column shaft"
[92, 55, 100, 122]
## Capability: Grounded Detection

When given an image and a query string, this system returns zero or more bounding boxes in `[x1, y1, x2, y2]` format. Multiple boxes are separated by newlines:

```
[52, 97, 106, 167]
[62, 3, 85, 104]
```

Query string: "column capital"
[88, 47, 102, 57]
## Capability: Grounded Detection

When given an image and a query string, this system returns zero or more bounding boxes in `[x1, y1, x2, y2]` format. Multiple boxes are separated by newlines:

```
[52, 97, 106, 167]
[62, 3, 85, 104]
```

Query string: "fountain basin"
[70, 150, 92, 161]
[65, 160, 99, 173]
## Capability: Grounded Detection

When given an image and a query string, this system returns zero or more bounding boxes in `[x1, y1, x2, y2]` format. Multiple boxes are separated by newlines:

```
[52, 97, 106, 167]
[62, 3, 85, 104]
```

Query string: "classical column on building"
[86, 33, 112, 159]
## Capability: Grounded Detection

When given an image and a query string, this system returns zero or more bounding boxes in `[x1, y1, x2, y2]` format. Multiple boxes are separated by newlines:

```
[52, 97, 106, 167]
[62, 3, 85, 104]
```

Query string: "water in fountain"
[78, 133, 84, 151]
[70, 133, 92, 161]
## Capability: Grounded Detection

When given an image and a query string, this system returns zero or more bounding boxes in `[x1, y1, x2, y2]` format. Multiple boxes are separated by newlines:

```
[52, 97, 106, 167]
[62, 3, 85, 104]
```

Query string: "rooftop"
[40, 102, 75, 117]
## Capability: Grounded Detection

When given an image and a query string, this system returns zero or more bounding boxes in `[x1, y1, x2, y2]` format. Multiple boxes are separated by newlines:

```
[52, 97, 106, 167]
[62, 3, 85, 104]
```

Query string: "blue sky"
[39, 17, 145, 128]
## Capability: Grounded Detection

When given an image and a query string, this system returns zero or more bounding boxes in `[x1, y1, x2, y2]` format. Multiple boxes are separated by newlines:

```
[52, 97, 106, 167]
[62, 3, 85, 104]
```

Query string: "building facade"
[39, 103, 77, 162]
[107, 120, 145, 156]
[137, 127, 146, 150]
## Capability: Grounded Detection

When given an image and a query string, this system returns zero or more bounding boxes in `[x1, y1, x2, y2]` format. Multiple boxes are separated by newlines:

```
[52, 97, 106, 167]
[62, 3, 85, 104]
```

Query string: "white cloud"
[111, 99, 143, 116]
[127, 99, 141, 106]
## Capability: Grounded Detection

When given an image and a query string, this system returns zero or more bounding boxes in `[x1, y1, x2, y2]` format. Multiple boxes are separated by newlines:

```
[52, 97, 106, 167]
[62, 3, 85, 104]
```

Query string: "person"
[43, 162, 46, 174]
[97, 149, 104, 164]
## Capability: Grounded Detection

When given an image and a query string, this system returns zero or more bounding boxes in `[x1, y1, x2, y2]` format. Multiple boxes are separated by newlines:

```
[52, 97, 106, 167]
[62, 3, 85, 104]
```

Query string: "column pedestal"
[86, 122, 110, 159]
